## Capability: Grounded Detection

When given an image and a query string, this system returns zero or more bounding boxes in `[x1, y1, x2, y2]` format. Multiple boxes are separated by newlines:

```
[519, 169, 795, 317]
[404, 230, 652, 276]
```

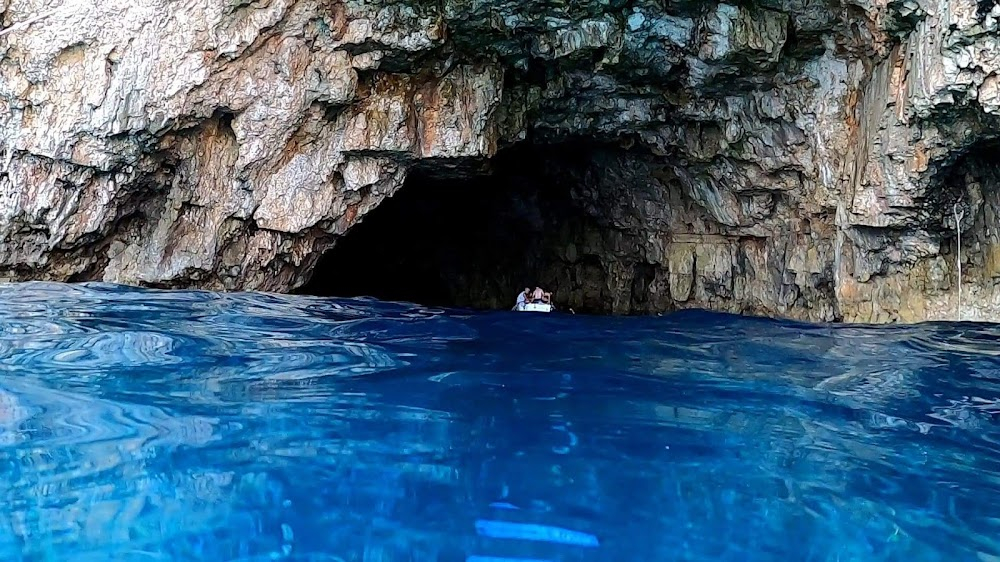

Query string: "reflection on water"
[0, 282, 999, 560]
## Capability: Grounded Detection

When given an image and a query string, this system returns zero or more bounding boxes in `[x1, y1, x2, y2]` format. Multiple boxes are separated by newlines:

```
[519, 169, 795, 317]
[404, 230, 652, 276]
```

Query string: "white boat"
[518, 302, 552, 313]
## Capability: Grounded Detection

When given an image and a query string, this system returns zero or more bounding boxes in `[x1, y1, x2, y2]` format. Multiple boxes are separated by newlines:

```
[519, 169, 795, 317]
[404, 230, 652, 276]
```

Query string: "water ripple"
[0, 282, 999, 560]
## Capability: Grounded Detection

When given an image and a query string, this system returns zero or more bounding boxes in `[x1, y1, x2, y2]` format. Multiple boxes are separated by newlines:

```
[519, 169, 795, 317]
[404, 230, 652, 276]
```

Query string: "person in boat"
[532, 287, 552, 304]
[513, 287, 531, 311]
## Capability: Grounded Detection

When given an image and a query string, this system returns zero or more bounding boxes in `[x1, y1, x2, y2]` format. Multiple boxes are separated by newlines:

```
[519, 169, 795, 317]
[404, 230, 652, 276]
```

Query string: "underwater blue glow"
[0, 281, 999, 561]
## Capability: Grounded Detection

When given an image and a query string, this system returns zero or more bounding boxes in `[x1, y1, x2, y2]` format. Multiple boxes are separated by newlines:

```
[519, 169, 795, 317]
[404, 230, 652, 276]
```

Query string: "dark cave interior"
[300, 140, 657, 314]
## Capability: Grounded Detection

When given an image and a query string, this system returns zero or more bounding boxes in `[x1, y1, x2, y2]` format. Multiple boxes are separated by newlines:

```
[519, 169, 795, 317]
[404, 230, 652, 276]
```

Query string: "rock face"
[2, 0, 1000, 322]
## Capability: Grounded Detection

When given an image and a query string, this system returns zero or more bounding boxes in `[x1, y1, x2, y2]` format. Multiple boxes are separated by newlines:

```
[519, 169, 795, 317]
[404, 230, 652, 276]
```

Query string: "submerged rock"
[1, 0, 999, 322]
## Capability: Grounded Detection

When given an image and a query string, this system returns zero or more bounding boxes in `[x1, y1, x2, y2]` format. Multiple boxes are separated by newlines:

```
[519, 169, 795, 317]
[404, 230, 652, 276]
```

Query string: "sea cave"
[301, 139, 672, 315]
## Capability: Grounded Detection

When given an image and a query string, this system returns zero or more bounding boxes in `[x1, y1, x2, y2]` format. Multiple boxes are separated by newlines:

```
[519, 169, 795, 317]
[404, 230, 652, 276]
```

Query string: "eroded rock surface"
[1, 0, 1000, 322]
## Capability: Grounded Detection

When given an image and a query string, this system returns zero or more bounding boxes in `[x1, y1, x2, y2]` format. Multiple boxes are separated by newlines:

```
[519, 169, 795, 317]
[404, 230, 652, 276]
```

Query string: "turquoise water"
[0, 282, 999, 561]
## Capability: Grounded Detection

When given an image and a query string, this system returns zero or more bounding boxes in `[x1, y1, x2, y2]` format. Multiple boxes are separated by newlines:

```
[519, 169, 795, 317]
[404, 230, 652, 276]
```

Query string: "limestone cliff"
[1, 0, 999, 322]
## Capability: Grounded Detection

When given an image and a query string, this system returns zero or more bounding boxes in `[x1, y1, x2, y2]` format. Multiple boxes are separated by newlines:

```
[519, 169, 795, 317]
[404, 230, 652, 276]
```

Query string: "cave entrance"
[299, 140, 645, 314]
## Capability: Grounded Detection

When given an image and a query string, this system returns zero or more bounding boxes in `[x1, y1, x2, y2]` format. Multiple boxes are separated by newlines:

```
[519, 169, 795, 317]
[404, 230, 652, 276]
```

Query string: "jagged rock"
[2, 0, 1000, 322]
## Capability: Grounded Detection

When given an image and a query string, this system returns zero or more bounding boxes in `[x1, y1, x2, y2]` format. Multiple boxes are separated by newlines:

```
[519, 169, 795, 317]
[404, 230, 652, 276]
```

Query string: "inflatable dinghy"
[519, 302, 552, 313]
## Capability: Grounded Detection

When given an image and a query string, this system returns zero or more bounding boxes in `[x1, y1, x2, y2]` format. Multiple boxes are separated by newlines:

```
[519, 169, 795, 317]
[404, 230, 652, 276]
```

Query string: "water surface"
[1, 282, 999, 561]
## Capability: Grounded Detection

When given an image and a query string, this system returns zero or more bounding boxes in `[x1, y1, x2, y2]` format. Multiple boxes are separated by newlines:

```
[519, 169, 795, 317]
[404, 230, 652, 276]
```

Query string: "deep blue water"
[1, 282, 1000, 561]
